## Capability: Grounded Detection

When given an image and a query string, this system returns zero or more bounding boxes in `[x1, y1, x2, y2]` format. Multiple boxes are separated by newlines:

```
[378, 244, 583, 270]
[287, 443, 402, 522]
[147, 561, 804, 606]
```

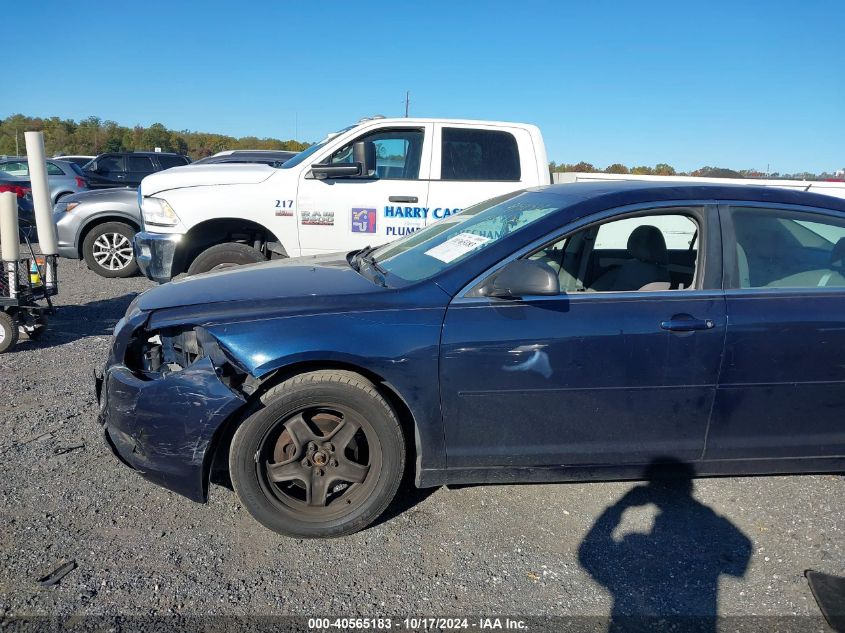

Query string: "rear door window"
[440, 128, 520, 181]
[728, 206, 845, 289]
[157, 155, 188, 169]
[127, 156, 155, 173]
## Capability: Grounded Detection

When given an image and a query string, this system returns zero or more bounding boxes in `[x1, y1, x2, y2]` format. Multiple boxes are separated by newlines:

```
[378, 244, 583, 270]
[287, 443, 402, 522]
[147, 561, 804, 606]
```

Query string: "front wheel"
[229, 371, 405, 538]
[187, 242, 265, 276]
[82, 222, 139, 278]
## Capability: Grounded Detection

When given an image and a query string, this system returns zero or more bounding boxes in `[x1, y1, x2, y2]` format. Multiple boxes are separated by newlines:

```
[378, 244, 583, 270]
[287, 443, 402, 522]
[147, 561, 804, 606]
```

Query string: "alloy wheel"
[92, 233, 134, 271]
[258, 407, 381, 519]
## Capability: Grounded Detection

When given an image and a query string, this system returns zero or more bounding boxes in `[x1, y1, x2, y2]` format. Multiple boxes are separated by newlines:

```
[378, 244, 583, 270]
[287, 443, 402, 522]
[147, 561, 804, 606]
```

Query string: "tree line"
[1, 113, 839, 181]
[0, 114, 310, 160]
[549, 161, 842, 181]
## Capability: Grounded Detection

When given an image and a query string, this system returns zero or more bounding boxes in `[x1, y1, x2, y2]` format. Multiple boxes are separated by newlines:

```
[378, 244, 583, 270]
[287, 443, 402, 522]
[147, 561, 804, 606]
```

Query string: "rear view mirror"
[310, 140, 377, 180]
[481, 259, 560, 299]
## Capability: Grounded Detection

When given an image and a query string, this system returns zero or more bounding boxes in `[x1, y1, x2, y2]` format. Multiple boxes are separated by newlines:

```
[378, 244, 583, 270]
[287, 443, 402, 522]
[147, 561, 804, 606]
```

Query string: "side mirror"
[353, 140, 376, 176]
[481, 259, 560, 299]
[310, 141, 377, 180]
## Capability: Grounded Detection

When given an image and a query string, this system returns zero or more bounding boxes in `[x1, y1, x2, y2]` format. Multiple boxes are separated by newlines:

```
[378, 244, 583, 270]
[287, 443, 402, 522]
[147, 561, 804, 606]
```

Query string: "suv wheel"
[187, 242, 266, 276]
[82, 222, 138, 278]
[229, 370, 406, 538]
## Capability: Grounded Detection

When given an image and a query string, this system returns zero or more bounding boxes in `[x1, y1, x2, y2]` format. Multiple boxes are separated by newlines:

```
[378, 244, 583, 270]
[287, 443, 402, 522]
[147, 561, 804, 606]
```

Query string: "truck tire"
[187, 242, 266, 276]
[229, 370, 406, 538]
[82, 222, 139, 278]
[0, 312, 20, 353]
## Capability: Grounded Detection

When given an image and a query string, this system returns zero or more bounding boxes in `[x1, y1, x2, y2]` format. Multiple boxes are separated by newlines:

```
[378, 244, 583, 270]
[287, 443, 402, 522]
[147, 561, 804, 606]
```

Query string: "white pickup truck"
[134, 117, 550, 282]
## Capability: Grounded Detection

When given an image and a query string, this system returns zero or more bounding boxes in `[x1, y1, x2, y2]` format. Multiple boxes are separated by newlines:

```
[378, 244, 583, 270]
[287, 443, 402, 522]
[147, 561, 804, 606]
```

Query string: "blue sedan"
[96, 182, 845, 538]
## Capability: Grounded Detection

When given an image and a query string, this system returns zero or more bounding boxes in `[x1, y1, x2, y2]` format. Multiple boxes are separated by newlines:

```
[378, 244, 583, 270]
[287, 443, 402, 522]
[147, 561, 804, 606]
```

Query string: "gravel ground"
[1, 259, 843, 626]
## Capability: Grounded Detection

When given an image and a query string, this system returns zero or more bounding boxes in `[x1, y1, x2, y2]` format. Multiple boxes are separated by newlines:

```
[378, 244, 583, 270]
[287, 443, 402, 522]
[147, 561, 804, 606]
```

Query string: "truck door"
[295, 124, 433, 255]
[426, 124, 534, 226]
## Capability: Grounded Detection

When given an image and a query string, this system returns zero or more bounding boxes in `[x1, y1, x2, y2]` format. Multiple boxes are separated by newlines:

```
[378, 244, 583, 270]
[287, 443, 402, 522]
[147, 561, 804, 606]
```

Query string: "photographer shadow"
[578, 459, 752, 632]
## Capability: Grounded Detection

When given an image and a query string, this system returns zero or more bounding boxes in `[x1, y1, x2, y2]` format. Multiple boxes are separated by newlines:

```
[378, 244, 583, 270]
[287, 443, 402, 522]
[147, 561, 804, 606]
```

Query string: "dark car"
[0, 178, 35, 229]
[84, 152, 190, 189]
[96, 182, 845, 538]
[191, 150, 297, 166]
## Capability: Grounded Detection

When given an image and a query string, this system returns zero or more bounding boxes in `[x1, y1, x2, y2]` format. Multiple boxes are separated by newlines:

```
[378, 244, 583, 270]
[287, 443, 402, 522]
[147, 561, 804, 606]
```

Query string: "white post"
[0, 192, 20, 262]
[23, 131, 59, 256]
[1, 191, 20, 299]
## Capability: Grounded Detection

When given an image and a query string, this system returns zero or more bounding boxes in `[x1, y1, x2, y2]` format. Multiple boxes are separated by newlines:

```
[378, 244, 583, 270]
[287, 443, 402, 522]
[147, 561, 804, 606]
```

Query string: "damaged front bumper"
[134, 231, 181, 284]
[96, 311, 248, 502]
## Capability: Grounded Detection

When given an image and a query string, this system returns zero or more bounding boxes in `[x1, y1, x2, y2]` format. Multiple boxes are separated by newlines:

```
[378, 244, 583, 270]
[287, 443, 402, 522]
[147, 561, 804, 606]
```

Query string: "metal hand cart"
[0, 223, 57, 353]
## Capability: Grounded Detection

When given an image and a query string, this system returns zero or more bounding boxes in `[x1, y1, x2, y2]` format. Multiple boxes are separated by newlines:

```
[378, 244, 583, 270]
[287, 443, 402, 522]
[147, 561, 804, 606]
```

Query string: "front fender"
[205, 307, 447, 472]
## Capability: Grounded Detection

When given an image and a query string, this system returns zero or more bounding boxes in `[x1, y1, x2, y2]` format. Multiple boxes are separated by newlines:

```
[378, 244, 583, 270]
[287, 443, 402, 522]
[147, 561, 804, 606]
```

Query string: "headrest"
[627, 225, 668, 264]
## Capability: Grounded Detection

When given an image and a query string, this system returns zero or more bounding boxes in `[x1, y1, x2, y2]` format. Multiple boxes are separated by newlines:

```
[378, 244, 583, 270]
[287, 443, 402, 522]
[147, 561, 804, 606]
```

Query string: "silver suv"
[54, 188, 141, 278]
[0, 158, 89, 203]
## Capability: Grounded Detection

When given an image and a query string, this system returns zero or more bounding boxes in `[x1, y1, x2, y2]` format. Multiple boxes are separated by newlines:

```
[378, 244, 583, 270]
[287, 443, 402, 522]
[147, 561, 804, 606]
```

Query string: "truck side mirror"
[353, 141, 376, 177]
[310, 141, 377, 180]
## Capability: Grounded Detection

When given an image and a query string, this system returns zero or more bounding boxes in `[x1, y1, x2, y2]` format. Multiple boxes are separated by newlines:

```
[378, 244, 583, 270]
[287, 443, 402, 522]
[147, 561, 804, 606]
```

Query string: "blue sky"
[4, 1, 843, 173]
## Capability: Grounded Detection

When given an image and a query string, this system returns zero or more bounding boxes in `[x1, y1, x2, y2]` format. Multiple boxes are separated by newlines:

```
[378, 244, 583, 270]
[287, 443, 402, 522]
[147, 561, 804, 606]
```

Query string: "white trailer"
[553, 171, 845, 199]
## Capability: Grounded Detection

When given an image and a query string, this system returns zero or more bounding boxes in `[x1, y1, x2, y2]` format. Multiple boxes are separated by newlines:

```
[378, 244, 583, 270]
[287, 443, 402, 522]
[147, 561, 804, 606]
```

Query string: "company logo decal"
[351, 208, 377, 233]
[301, 211, 335, 226]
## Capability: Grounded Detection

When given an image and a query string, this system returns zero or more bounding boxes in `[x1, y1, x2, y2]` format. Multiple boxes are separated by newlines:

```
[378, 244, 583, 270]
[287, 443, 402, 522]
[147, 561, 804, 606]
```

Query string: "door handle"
[388, 195, 418, 203]
[660, 316, 715, 332]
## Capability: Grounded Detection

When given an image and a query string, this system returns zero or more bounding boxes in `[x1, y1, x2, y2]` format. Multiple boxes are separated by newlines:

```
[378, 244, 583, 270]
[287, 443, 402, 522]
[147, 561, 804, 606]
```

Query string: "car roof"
[533, 181, 845, 214]
[95, 151, 186, 157]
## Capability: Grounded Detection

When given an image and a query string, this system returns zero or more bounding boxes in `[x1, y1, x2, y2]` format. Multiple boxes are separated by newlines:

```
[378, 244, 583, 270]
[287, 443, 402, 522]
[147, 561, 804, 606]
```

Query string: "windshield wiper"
[350, 245, 376, 271]
[350, 245, 388, 286]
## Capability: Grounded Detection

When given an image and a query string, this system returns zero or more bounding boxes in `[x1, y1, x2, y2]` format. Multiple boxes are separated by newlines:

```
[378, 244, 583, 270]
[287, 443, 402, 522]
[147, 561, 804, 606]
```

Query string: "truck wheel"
[0, 312, 20, 353]
[82, 222, 139, 278]
[187, 243, 266, 276]
[229, 370, 406, 538]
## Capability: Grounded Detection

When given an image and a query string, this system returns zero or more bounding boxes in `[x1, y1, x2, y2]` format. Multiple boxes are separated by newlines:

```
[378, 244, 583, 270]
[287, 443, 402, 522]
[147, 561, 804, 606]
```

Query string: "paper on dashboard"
[424, 232, 491, 263]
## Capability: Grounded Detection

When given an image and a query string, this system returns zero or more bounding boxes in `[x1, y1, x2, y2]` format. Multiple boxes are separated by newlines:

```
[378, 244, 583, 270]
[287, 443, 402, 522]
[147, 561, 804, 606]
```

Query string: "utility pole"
[15, 128, 19, 156]
[404, 91, 410, 118]
[295, 112, 298, 141]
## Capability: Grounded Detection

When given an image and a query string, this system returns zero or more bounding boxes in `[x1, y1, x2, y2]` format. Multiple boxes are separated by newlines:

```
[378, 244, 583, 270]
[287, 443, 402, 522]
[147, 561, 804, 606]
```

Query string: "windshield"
[277, 125, 358, 169]
[370, 191, 563, 282]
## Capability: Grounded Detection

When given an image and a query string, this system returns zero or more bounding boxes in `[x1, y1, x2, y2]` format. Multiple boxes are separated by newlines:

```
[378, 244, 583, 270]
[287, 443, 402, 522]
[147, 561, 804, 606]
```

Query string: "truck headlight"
[142, 197, 179, 227]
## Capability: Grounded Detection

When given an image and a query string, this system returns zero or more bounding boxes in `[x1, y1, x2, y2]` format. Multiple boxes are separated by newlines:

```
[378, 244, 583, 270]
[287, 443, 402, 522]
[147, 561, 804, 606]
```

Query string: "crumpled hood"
[140, 164, 276, 195]
[136, 253, 378, 312]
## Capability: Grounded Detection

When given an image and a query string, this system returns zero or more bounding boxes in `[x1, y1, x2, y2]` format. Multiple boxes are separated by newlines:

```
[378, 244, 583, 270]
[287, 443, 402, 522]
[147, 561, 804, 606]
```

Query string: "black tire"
[0, 311, 19, 353]
[187, 242, 265, 276]
[82, 222, 139, 278]
[229, 370, 405, 538]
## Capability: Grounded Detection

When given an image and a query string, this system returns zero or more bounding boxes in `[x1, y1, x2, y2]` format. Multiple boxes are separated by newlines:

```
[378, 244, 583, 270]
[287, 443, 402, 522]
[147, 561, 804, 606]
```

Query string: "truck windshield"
[370, 191, 562, 283]
[277, 125, 358, 169]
